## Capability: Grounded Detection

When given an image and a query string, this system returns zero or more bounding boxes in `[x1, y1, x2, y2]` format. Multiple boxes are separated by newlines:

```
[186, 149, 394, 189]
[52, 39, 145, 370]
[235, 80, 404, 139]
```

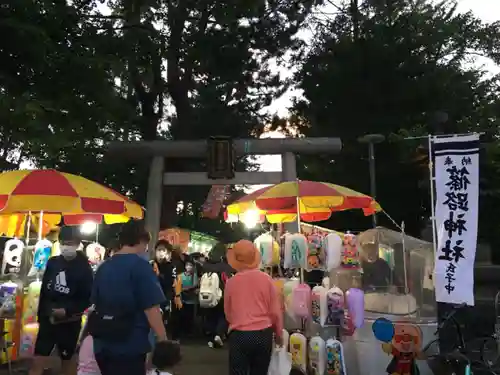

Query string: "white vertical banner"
[433, 134, 480, 306]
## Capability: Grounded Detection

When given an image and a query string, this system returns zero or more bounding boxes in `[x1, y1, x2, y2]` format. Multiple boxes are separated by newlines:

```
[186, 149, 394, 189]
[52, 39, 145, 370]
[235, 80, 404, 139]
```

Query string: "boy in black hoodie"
[29, 226, 93, 375]
[152, 240, 177, 326]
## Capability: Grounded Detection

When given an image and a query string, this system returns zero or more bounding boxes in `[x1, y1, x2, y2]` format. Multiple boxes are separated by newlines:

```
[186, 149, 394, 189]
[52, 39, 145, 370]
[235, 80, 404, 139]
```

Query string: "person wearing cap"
[224, 240, 283, 375]
[29, 226, 94, 375]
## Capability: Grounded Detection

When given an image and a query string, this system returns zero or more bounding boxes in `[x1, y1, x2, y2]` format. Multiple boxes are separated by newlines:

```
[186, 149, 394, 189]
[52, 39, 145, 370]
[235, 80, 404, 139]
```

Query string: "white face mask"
[60, 245, 78, 259]
[156, 249, 167, 260]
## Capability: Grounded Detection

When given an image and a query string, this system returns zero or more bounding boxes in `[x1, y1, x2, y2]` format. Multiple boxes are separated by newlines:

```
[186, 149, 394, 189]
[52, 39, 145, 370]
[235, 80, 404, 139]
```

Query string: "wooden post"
[145, 156, 164, 252]
[282, 152, 299, 233]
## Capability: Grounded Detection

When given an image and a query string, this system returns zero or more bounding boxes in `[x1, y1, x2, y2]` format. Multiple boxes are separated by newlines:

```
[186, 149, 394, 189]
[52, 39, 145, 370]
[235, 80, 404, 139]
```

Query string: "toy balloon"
[372, 317, 395, 343]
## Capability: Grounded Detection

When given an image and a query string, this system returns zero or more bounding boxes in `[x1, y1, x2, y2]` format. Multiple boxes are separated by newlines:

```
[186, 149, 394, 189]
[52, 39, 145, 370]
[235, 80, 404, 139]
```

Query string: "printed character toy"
[86, 243, 104, 265]
[311, 286, 327, 326]
[325, 287, 344, 327]
[2, 239, 23, 275]
[28, 239, 52, 277]
[341, 233, 360, 269]
[290, 332, 307, 373]
[306, 234, 324, 270]
[326, 338, 346, 375]
[381, 322, 424, 375]
[309, 336, 326, 375]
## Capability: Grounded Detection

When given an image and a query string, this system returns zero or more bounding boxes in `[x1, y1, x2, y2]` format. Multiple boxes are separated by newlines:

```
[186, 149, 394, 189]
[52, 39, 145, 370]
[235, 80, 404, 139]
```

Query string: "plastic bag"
[268, 348, 292, 375]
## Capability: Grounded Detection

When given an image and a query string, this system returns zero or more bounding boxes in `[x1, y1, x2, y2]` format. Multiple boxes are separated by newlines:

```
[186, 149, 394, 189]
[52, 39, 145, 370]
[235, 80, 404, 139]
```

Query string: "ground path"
[0, 339, 229, 375]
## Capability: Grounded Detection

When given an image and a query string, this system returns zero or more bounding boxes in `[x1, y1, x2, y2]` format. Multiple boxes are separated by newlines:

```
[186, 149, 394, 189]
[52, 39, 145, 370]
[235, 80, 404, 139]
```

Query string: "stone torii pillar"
[108, 137, 342, 246]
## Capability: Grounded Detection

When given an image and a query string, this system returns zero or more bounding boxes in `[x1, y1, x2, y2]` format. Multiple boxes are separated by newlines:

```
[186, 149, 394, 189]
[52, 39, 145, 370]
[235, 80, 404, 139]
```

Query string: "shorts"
[96, 351, 147, 375]
[34, 319, 82, 360]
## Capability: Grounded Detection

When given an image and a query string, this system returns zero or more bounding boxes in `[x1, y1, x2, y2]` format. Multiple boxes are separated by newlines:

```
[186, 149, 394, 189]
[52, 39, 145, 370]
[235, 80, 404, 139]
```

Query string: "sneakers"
[214, 335, 223, 347]
[208, 336, 223, 349]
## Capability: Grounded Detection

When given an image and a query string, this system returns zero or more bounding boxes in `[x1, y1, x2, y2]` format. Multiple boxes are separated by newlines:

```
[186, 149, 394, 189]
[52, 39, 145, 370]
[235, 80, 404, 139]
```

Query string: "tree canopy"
[1, 0, 500, 246]
[290, 0, 500, 244]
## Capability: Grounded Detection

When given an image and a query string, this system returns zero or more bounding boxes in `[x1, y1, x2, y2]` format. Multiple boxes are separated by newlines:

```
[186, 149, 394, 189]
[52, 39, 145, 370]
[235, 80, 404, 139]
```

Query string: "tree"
[0, 0, 134, 183]
[291, 0, 500, 237]
[2, 0, 320, 239]
[73, 0, 319, 231]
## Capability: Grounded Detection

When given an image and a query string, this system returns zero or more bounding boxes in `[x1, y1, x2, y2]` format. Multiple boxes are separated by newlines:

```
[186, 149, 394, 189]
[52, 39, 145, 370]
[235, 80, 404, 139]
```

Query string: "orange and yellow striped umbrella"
[226, 180, 381, 223]
[0, 170, 143, 225]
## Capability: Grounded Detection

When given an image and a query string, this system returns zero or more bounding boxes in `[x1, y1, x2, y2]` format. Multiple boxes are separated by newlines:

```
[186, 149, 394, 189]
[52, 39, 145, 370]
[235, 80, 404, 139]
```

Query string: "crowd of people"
[23, 220, 283, 375]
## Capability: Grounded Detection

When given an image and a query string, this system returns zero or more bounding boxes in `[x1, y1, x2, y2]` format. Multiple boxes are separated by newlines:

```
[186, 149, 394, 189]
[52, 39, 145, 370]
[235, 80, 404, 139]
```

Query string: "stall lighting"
[80, 221, 97, 235]
[242, 209, 260, 229]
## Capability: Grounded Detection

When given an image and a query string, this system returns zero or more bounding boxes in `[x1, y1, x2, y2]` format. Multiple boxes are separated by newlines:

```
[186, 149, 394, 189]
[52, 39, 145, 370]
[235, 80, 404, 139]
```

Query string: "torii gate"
[108, 137, 342, 246]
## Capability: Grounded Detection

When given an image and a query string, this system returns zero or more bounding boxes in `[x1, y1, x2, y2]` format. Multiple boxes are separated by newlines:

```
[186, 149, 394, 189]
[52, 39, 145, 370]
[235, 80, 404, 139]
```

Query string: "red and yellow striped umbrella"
[0, 170, 143, 225]
[226, 180, 381, 223]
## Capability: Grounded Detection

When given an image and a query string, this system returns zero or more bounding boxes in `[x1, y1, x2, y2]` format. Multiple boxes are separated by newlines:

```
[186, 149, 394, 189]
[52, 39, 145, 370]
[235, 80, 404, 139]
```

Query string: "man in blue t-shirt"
[91, 221, 168, 375]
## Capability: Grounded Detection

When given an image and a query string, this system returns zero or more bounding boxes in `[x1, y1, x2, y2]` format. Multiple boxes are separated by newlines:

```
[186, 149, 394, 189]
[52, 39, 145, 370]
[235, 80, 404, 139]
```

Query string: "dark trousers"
[180, 303, 195, 335]
[95, 351, 147, 375]
[229, 327, 273, 375]
[169, 304, 182, 340]
[206, 305, 227, 340]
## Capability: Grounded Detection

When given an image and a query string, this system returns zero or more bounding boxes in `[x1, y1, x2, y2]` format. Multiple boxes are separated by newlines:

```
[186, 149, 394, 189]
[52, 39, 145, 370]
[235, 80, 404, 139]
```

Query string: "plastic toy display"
[254, 233, 280, 267]
[86, 242, 105, 271]
[28, 239, 52, 277]
[2, 239, 24, 275]
[0, 281, 19, 318]
[23, 280, 42, 325]
[325, 287, 345, 327]
[323, 233, 343, 271]
[18, 323, 38, 358]
[326, 337, 347, 375]
[292, 283, 312, 320]
[290, 332, 308, 373]
[346, 288, 365, 329]
[309, 336, 326, 375]
[284, 233, 308, 269]
[311, 286, 327, 327]
[268, 230, 367, 375]
[341, 233, 360, 269]
[305, 233, 325, 271]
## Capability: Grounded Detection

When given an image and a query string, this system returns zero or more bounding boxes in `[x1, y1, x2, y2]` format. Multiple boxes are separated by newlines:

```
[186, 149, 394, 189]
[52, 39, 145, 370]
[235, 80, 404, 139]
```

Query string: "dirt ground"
[0, 340, 229, 375]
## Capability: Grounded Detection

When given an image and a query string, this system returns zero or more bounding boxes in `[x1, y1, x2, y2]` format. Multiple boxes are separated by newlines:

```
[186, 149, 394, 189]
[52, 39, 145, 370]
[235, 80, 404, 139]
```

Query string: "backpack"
[199, 272, 222, 308]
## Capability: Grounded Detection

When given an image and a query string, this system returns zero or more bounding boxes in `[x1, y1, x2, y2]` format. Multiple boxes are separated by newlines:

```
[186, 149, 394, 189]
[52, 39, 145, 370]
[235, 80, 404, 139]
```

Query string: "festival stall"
[353, 227, 437, 375]
[158, 227, 217, 255]
[226, 180, 381, 375]
[227, 179, 440, 375]
[0, 169, 143, 363]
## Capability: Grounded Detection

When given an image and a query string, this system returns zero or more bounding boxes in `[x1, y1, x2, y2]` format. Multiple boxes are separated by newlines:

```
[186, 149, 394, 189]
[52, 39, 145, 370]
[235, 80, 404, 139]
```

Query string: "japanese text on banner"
[433, 134, 479, 306]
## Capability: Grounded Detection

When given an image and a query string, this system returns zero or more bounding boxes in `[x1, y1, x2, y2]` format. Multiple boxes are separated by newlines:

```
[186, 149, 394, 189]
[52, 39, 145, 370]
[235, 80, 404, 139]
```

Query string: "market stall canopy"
[0, 213, 60, 237]
[0, 170, 143, 233]
[226, 180, 381, 223]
